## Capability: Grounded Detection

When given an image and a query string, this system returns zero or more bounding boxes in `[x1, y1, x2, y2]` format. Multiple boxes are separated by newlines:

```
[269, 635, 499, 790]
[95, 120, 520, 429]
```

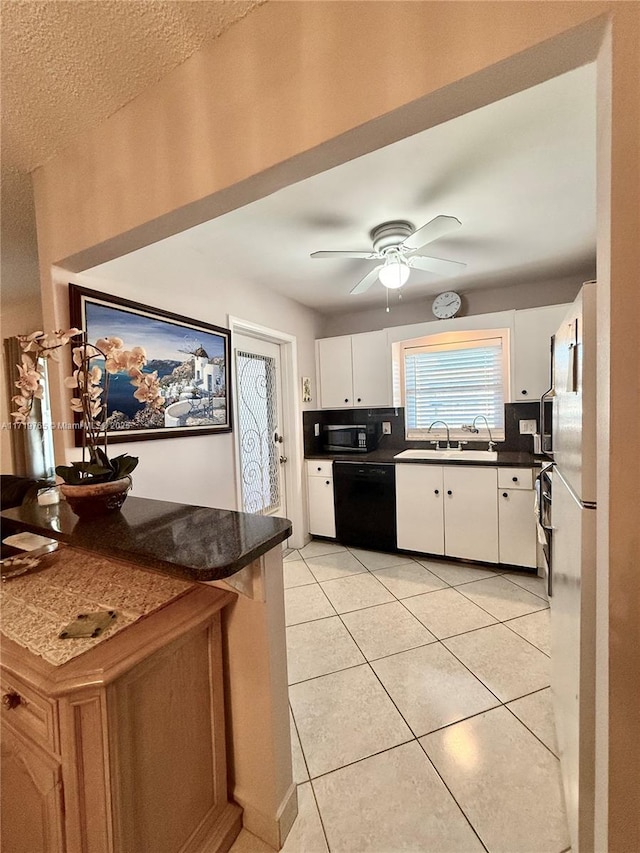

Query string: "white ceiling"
[88, 63, 596, 315]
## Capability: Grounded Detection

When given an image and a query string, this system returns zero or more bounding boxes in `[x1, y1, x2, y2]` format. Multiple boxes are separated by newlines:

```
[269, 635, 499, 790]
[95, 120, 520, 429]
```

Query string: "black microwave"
[322, 423, 381, 453]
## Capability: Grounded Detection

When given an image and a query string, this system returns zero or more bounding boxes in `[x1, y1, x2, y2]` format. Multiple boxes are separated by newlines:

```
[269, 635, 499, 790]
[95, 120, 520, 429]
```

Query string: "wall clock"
[432, 291, 462, 319]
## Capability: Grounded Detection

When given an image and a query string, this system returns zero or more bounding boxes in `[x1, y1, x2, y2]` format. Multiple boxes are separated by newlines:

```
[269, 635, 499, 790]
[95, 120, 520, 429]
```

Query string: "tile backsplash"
[303, 401, 542, 456]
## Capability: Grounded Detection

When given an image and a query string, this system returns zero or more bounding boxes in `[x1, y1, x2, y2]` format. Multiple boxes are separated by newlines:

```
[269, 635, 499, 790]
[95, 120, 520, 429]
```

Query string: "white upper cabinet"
[317, 330, 391, 409]
[316, 336, 353, 408]
[513, 304, 571, 401]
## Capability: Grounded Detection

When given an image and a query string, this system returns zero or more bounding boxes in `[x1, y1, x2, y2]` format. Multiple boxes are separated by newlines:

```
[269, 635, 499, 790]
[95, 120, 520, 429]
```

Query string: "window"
[400, 329, 510, 441]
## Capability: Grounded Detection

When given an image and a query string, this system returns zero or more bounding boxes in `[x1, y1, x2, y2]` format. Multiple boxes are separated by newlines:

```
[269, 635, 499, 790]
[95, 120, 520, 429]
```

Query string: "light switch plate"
[382, 422, 392, 435]
[519, 419, 537, 435]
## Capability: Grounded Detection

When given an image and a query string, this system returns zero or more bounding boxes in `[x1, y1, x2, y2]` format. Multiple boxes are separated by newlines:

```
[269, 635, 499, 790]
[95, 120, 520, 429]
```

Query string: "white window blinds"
[403, 334, 507, 439]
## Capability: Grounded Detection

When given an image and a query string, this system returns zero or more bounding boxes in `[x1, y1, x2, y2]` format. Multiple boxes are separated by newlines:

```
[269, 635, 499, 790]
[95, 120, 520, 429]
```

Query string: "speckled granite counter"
[0, 544, 193, 666]
[1, 496, 292, 583]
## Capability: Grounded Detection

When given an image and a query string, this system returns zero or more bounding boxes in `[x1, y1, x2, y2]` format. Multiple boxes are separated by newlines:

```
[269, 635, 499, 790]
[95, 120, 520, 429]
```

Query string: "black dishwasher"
[333, 462, 396, 551]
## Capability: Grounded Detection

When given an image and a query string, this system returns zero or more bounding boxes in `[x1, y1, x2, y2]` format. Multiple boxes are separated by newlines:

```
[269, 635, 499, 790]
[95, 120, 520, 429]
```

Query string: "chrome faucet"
[472, 415, 496, 451]
[428, 420, 451, 449]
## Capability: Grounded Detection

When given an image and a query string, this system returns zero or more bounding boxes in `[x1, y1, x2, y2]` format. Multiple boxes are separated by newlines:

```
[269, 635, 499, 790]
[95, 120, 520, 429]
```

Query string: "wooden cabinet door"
[513, 304, 570, 400]
[307, 476, 336, 537]
[498, 488, 537, 567]
[351, 331, 391, 407]
[1, 725, 65, 853]
[396, 464, 444, 555]
[444, 467, 498, 562]
[317, 336, 353, 408]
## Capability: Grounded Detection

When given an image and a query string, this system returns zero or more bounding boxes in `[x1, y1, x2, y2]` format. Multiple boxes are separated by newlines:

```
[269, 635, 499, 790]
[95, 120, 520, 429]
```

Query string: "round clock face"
[432, 291, 462, 319]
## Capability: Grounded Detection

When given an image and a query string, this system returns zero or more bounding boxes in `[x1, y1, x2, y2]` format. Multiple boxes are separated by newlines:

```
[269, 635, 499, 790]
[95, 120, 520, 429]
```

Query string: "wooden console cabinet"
[1, 584, 241, 853]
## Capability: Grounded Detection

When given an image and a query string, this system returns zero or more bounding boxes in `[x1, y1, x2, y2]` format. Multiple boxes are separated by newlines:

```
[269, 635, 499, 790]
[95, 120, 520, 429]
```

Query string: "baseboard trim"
[235, 783, 298, 850]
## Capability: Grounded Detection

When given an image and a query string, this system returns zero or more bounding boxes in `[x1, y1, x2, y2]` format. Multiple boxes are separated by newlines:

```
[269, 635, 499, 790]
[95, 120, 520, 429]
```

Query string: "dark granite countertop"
[1, 497, 292, 583]
[305, 449, 542, 468]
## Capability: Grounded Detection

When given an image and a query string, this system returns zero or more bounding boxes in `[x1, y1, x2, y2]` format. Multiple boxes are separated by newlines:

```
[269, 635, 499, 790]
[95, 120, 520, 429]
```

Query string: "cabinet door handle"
[344, 398, 349, 403]
[502, 492, 509, 498]
[2, 691, 22, 710]
[521, 389, 528, 396]
[357, 397, 362, 403]
[447, 490, 452, 496]
[317, 467, 322, 471]
[434, 489, 439, 495]
[512, 476, 518, 482]
[325, 480, 330, 485]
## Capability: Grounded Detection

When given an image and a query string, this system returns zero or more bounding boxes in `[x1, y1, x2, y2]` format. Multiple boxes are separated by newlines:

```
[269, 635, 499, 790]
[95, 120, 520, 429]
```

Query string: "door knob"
[2, 691, 21, 710]
[279, 456, 288, 464]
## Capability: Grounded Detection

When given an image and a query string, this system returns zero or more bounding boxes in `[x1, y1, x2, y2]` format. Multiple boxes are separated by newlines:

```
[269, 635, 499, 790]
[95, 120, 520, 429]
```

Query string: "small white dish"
[2, 532, 58, 551]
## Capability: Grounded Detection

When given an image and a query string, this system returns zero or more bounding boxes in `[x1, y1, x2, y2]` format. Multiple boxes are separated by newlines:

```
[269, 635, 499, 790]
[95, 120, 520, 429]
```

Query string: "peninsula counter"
[1, 496, 296, 852]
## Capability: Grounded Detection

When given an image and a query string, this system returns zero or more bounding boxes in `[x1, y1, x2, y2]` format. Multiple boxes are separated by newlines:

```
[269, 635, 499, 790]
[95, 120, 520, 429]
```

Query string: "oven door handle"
[535, 463, 554, 527]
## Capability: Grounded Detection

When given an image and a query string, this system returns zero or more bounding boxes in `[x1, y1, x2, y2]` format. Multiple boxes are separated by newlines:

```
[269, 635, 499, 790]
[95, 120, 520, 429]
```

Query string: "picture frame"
[69, 284, 232, 444]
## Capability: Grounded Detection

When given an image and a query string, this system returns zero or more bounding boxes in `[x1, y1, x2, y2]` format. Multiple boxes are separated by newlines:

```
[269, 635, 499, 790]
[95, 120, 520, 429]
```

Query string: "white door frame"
[229, 316, 306, 550]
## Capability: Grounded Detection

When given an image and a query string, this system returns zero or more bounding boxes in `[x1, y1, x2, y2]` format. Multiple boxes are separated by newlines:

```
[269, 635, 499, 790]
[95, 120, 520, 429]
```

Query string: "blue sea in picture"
[95, 359, 180, 418]
[105, 371, 142, 419]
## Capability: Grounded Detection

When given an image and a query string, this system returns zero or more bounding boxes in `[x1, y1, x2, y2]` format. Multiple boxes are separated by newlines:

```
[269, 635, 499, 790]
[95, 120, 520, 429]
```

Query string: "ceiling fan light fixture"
[378, 255, 410, 289]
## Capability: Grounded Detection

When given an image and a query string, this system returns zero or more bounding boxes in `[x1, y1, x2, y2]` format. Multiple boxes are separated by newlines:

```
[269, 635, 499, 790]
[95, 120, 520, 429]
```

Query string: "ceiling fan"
[311, 216, 466, 294]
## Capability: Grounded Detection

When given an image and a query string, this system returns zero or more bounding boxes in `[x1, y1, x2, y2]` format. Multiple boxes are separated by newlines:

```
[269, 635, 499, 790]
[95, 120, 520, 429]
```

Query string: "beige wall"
[321, 273, 587, 338]
[65, 249, 322, 510]
[0, 168, 43, 473]
[29, 2, 640, 849]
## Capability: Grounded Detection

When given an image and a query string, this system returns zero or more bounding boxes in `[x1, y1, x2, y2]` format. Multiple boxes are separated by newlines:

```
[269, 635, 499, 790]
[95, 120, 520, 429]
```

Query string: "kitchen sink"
[394, 449, 498, 462]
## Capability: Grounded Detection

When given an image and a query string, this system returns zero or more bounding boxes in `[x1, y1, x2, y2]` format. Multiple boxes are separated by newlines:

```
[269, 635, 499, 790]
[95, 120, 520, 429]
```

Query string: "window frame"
[398, 328, 511, 442]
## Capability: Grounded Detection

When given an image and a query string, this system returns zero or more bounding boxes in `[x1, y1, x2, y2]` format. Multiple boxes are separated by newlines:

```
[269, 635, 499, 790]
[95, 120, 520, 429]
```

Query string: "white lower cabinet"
[397, 463, 539, 566]
[498, 467, 537, 568]
[306, 461, 336, 538]
[443, 467, 499, 563]
[396, 464, 445, 555]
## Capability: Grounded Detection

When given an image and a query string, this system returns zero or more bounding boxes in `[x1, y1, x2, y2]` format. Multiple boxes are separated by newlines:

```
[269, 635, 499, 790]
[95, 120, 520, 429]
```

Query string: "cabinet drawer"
[498, 468, 534, 490]
[1, 672, 58, 753]
[307, 460, 334, 478]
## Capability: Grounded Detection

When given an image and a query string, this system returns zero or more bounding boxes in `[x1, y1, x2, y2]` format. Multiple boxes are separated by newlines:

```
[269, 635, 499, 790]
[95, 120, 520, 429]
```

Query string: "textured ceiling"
[1, 0, 265, 173]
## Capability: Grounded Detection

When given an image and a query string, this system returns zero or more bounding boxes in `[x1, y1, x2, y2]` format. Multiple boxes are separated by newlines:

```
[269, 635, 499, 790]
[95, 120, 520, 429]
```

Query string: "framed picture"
[69, 284, 232, 444]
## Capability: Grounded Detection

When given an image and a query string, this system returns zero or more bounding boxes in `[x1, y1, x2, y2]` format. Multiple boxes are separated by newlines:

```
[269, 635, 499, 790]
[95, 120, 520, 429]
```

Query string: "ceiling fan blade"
[408, 255, 466, 276]
[401, 215, 462, 251]
[311, 250, 377, 259]
[350, 265, 384, 294]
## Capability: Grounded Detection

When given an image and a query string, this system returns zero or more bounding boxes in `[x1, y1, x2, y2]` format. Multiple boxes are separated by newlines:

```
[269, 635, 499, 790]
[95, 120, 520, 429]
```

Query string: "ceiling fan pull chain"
[386, 289, 390, 313]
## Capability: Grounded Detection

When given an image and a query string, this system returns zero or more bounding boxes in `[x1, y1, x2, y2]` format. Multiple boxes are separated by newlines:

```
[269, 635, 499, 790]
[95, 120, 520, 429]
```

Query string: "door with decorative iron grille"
[234, 334, 286, 516]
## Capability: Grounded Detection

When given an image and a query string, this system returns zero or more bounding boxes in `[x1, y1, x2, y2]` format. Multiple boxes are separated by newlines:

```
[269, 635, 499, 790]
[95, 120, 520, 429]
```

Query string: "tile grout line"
[416, 738, 491, 853]
[453, 580, 550, 625]
[288, 701, 333, 851]
[287, 545, 559, 852]
[289, 570, 494, 853]
[502, 699, 561, 760]
[501, 614, 552, 657]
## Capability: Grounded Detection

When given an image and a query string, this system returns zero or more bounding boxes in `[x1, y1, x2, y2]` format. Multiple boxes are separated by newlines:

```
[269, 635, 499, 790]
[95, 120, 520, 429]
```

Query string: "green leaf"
[110, 454, 139, 479]
[55, 464, 86, 485]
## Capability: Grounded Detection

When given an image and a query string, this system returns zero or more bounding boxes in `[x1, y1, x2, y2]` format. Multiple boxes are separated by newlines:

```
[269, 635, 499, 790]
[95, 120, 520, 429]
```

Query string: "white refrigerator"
[551, 281, 597, 853]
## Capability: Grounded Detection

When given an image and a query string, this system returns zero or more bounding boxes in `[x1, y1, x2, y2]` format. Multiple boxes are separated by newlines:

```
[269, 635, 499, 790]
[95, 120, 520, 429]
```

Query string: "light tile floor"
[231, 544, 570, 853]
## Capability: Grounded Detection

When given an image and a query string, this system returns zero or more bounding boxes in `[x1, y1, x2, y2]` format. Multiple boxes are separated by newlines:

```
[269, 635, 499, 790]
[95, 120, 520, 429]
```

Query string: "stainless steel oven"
[535, 462, 554, 597]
